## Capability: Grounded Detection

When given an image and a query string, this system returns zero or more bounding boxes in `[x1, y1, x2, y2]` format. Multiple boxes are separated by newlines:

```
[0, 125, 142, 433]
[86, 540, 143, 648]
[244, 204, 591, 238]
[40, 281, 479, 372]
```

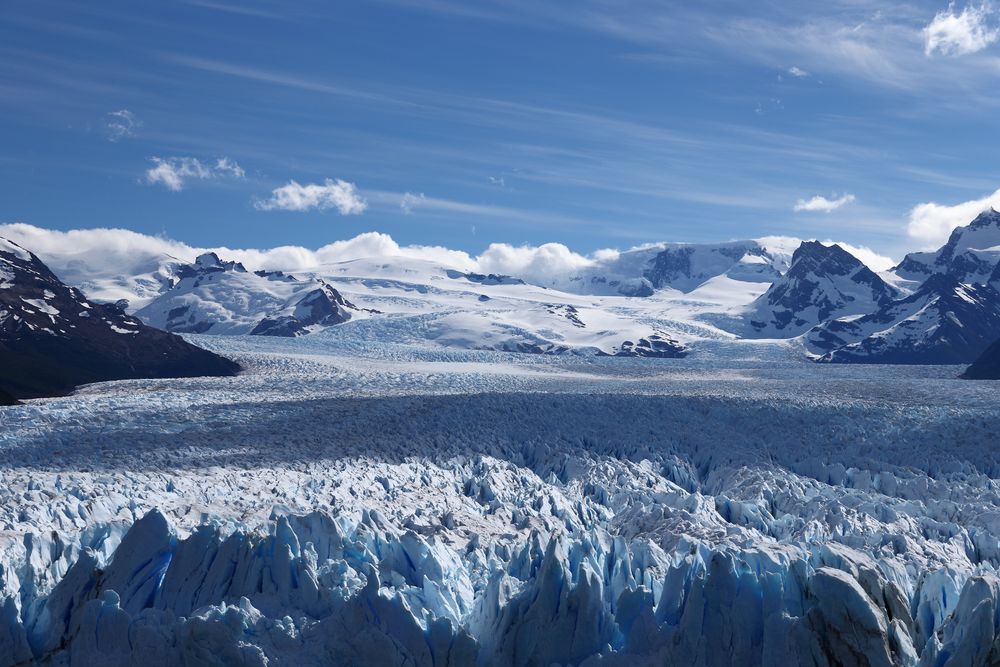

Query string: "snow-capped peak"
[137, 253, 362, 336]
[744, 241, 897, 338]
[0, 237, 31, 262]
[894, 207, 1000, 284]
[195, 251, 223, 267]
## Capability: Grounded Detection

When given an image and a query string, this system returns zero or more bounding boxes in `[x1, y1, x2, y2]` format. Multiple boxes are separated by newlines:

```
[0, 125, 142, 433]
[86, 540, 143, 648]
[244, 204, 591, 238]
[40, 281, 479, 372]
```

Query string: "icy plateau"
[1, 330, 1000, 666]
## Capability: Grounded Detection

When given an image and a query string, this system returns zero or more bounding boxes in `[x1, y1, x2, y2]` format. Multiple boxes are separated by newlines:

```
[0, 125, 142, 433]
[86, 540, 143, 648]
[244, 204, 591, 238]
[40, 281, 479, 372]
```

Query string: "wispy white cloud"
[163, 54, 407, 106]
[106, 109, 140, 142]
[907, 187, 1000, 247]
[365, 189, 610, 233]
[794, 193, 856, 212]
[787, 66, 809, 77]
[924, 3, 999, 56]
[465, 2, 1000, 95]
[254, 178, 367, 214]
[214, 157, 246, 179]
[400, 192, 425, 214]
[144, 157, 245, 191]
[181, 0, 285, 19]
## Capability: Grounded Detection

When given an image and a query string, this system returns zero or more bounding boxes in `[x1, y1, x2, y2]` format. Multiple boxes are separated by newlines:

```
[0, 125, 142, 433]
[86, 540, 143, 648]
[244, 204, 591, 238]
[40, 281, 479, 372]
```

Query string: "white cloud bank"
[907, 187, 1000, 247]
[793, 193, 856, 213]
[477, 242, 599, 284]
[924, 3, 1000, 56]
[0, 223, 896, 285]
[254, 179, 367, 214]
[145, 157, 245, 191]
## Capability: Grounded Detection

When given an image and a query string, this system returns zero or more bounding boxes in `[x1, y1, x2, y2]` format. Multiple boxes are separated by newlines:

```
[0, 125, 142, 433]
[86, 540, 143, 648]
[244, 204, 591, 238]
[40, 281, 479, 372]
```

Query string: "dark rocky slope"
[0, 238, 240, 399]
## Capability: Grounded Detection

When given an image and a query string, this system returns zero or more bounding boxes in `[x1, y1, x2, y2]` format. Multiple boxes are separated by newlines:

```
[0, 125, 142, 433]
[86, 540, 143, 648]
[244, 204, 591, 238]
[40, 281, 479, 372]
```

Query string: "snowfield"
[2, 331, 1000, 665]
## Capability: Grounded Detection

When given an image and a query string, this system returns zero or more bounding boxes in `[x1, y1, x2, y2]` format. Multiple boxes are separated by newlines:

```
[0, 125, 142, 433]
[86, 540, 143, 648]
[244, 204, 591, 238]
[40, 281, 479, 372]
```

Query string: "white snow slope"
[1, 331, 999, 666]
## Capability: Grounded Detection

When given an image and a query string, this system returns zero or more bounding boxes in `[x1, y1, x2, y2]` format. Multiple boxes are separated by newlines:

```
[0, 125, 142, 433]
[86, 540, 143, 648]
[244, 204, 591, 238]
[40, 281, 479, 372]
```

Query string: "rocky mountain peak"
[967, 207, 1000, 230]
[746, 241, 895, 337]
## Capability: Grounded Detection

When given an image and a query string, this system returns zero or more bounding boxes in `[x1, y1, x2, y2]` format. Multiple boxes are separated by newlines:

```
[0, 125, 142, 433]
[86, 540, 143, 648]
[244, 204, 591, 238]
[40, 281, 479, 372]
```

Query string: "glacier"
[1, 331, 1000, 665]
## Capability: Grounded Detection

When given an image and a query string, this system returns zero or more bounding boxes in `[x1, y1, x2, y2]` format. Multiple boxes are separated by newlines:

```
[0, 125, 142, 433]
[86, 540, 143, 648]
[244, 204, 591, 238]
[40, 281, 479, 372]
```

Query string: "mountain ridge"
[0, 237, 240, 399]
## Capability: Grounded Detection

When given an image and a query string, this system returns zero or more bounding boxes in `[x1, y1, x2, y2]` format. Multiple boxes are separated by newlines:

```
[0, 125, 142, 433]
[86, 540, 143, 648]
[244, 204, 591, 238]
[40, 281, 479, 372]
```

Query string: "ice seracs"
[1, 327, 1000, 663]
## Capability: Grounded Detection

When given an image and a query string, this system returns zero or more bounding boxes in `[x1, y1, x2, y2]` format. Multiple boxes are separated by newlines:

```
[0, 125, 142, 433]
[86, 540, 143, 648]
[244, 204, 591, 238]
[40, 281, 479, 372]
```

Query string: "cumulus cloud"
[145, 157, 245, 191]
[787, 66, 809, 77]
[907, 187, 1000, 248]
[476, 242, 599, 285]
[924, 3, 999, 56]
[793, 193, 856, 213]
[105, 109, 140, 142]
[254, 178, 367, 214]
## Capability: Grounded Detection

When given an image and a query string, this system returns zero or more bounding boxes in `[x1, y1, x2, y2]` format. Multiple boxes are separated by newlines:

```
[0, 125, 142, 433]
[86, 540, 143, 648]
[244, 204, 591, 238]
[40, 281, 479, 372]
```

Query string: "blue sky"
[2, 0, 1000, 258]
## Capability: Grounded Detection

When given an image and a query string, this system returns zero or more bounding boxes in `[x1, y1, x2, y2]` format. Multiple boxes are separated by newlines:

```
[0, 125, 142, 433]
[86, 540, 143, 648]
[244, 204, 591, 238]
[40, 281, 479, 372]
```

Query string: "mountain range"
[4, 208, 1000, 395]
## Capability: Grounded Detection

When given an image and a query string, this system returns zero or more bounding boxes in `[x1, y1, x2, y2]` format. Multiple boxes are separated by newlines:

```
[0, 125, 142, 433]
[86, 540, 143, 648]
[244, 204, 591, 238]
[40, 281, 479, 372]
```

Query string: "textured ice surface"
[1, 334, 1000, 665]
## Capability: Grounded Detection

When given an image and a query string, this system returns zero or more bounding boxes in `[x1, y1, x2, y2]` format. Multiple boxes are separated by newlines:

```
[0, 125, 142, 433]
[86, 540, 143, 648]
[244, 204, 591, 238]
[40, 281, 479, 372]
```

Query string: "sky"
[2, 0, 1000, 261]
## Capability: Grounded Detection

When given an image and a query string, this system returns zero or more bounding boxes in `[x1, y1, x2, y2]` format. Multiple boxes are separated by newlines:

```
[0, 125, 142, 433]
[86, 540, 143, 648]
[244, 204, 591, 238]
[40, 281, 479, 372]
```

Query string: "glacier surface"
[1, 333, 1000, 665]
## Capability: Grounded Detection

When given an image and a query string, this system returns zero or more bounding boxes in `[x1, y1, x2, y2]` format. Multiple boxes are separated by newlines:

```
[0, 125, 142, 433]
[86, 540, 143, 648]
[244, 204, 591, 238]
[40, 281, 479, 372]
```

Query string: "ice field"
[2, 329, 1000, 665]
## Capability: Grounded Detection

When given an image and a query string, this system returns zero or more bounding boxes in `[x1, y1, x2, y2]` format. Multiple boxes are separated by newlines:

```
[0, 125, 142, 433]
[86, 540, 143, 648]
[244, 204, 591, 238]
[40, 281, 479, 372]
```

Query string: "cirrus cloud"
[105, 109, 141, 142]
[254, 178, 367, 214]
[793, 193, 856, 213]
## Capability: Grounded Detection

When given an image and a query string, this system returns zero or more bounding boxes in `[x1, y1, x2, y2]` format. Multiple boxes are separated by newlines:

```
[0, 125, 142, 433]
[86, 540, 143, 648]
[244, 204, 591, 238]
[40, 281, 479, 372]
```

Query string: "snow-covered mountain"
[894, 208, 1000, 284]
[743, 241, 898, 338]
[542, 237, 799, 296]
[807, 274, 1000, 364]
[0, 238, 239, 399]
[23, 220, 1000, 366]
[798, 208, 1000, 364]
[0, 223, 192, 308]
[297, 256, 692, 356]
[136, 252, 365, 337]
